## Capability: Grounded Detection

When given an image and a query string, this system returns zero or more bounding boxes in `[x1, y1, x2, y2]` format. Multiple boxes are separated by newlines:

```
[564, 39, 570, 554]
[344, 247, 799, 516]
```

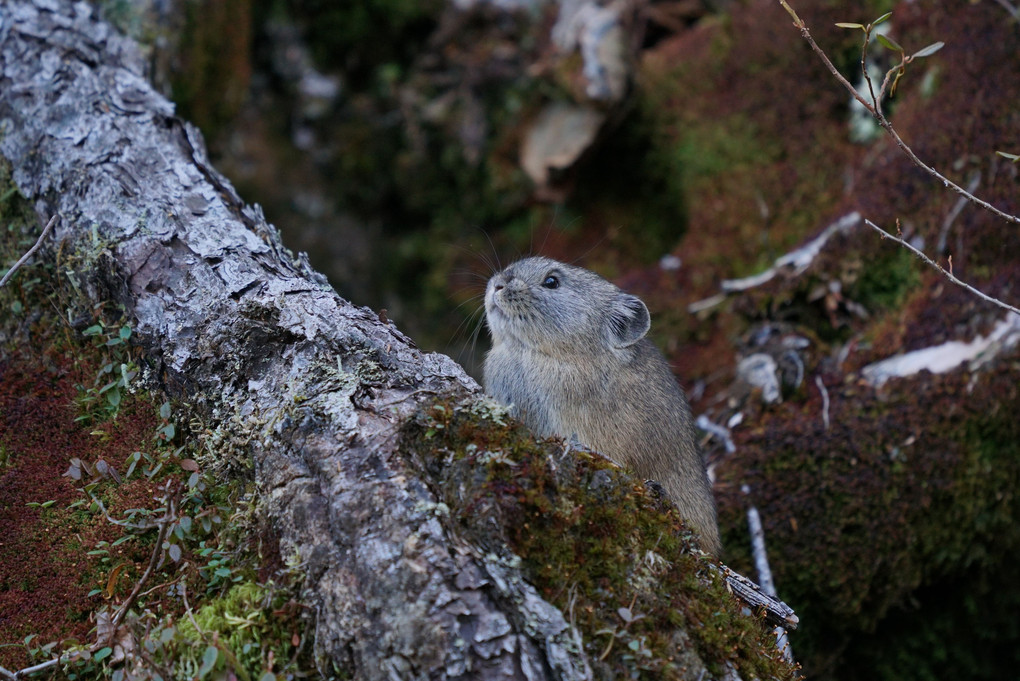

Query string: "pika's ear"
[608, 294, 650, 348]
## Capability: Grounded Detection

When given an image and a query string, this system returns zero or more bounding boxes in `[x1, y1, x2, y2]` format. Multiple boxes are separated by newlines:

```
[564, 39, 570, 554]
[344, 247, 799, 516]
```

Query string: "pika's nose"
[492, 272, 512, 291]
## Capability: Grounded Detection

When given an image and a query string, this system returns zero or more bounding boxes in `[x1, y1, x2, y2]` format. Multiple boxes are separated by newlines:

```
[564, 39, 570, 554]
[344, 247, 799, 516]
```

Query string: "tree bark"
[0, 2, 592, 677]
[0, 3, 791, 679]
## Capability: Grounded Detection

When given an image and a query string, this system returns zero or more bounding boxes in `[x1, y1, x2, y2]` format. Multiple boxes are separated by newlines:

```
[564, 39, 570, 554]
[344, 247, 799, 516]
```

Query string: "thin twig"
[138, 578, 177, 598]
[777, 1, 1020, 226]
[108, 493, 176, 636]
[0, 215, 59, 289]
[864, 219, 1020, 316]
[859, 27, 881, 109]
[86, 491, 160, 531]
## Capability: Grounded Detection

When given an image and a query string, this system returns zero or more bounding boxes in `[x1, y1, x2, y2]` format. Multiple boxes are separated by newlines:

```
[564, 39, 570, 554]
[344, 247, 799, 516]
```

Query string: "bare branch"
[864, 219, 1020, 316]
[780, 2, 1020, 226]
[0, 214, 58, 289]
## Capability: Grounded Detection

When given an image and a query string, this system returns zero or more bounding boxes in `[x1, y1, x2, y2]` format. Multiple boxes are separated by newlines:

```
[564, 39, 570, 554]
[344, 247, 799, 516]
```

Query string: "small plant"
[13, 398, 318, 681]
[834, 12, 943, 101]
[75, 316, 138, 423]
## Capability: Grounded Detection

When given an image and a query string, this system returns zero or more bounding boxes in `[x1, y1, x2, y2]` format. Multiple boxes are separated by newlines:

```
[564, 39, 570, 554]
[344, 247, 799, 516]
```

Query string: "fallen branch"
[0, 652, 83, 681]
[719, 565, 799, 630]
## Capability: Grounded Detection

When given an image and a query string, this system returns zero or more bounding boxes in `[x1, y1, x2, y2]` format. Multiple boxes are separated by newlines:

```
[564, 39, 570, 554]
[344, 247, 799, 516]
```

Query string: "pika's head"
[485, 256, 650, 355]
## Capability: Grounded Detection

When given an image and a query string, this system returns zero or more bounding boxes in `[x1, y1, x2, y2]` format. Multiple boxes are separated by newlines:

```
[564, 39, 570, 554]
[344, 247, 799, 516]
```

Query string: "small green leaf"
[179, 516, 193, 534]
[198, 646, 219, 678]
[106, 388, 121, 408]
[996, 151, 1020, 162]
[41, 500, 56, 508]
[835, 22, 864, 29]
[159, 402, 171, 420]
[93, 647, 113, 662]
[911, 41, 944, 59]
[259, 672, 278, 681]
[876, 33, 902, 52]
[83, 325, 103, 336]
[119, 325, 132, 341]
[872, 11, 892, 25]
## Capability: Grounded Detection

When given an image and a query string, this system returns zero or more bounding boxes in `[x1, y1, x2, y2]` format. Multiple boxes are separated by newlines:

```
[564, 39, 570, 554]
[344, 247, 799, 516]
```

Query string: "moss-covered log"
[0, 2, 795, 679]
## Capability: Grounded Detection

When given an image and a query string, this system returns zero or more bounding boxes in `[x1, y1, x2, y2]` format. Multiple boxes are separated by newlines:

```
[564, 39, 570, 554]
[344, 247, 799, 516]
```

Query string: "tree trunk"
[0, 3, 792, 679]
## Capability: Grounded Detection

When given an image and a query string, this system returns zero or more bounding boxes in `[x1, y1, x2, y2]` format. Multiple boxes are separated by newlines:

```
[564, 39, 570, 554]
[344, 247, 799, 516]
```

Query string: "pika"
[483, 256, 721, 555]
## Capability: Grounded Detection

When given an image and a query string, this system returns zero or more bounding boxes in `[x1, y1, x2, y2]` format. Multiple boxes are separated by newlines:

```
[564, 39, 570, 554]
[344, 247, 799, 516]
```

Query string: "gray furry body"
[483, 256, 721, 555]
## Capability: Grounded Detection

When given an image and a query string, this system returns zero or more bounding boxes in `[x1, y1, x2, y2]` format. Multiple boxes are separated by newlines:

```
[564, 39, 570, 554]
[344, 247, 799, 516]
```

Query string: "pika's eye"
[542, 274, 559, 289]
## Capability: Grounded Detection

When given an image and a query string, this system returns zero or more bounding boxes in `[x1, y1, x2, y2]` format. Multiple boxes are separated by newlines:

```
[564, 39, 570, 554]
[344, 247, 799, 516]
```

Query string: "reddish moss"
[0, 343, 165, 668]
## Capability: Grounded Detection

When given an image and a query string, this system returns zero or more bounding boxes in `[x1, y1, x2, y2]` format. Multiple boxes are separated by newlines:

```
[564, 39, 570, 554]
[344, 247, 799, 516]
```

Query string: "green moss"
[169, 580, 306, 678]
[848, 245, 920, 311]
[405, 400, 800, 680]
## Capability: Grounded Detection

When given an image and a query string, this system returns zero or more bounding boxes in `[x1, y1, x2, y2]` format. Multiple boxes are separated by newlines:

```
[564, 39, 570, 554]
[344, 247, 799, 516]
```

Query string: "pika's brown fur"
[483, 256, 721, 555]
